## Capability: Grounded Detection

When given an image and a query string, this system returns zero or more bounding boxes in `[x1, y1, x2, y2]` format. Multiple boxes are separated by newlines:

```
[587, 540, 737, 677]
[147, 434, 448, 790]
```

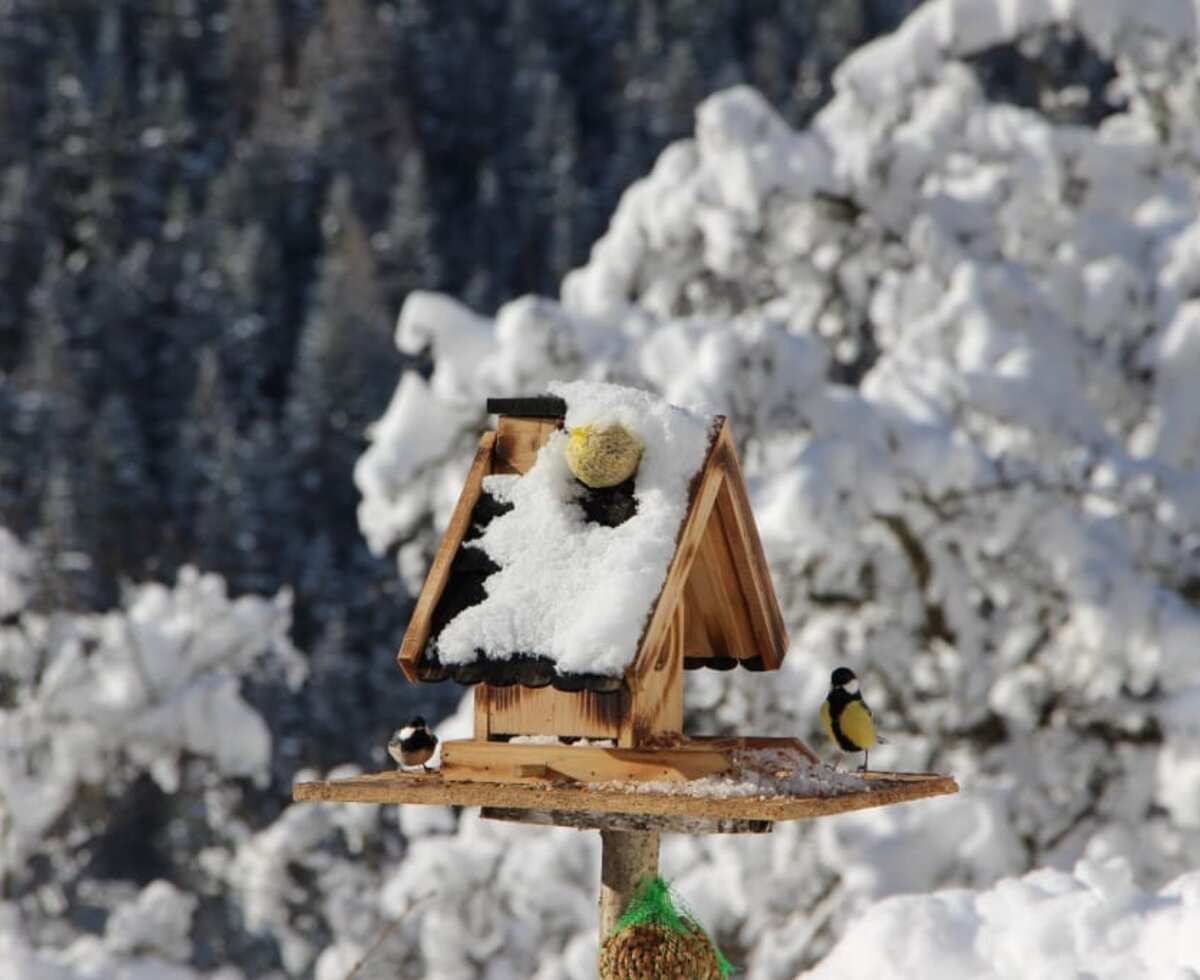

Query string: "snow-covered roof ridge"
[432, 380, 715, 677]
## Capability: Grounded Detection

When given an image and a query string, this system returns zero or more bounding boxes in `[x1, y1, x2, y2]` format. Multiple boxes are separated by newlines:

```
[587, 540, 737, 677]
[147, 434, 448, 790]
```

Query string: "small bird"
[821, 667, 877, 771]
[565, 422, 643, 488]
[388, 717, 438, 771]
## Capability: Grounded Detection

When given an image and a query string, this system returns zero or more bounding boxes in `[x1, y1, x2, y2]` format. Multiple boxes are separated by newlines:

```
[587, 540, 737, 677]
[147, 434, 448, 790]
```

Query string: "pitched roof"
[398, 382, 788, 690]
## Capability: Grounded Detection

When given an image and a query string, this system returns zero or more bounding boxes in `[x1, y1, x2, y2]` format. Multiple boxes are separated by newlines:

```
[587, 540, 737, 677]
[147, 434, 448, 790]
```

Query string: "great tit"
[821, 667, 877, 771]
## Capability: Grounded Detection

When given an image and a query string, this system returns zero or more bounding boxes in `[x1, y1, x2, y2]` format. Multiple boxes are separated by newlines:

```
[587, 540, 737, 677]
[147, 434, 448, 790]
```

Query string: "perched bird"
[821, 667, 877, 771]
[388, 717, 438, 772]
[565, 422, 643, 488]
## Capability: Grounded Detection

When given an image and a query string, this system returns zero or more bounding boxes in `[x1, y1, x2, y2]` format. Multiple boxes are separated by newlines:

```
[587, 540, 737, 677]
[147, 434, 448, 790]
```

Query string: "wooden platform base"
[292, 767, 957, 829]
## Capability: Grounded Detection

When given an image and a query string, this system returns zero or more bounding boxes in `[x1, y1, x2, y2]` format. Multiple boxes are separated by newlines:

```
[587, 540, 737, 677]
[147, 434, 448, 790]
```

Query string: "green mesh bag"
[598, 875, 733, 979]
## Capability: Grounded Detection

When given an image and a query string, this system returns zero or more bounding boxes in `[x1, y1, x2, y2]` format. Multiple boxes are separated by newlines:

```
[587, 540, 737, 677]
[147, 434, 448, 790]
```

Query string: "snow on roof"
[433, 380, 714, 676]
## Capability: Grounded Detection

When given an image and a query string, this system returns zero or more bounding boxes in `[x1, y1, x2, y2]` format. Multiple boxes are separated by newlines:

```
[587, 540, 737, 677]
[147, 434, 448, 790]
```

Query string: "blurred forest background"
[0, 0, 931, 766]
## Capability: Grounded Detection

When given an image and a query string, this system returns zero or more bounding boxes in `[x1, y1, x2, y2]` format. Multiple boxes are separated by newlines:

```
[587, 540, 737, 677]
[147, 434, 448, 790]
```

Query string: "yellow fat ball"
[565, 422, 643, 488]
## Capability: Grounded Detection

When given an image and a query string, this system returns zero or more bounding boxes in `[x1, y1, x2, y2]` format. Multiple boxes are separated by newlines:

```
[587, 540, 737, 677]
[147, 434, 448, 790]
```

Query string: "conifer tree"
[83, 392, 153, 607]
[375, 149, 443, 316]
[285, 177, 398, 551]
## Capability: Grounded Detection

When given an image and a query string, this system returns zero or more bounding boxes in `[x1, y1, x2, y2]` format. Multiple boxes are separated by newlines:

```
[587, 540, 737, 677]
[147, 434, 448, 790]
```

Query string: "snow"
[596, 747, 872, 799]
[103, 881, 197, 963]
[0, 526, 32, 618]
[435, 379, 713, 676]
[0, 564, 304, 866]
[801, 858, 1200, 980]
[11, 0, 1200, 975]
[0, 881, 236, 980]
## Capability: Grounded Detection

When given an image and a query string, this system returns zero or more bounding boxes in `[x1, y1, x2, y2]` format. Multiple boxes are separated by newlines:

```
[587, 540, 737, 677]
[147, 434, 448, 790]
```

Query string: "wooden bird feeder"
[295, 389, 956, 940]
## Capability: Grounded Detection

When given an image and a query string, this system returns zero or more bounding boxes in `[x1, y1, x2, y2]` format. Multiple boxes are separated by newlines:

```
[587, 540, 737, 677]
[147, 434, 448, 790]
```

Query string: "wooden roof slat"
[680, 494, 758, 662]
[398, 432, 497, 681]
[708, 424, 789, 669]
[628, 428, 726, 685]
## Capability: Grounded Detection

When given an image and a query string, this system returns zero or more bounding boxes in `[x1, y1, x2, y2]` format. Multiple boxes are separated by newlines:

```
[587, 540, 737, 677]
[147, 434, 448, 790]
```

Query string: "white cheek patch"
[398, 726, 416, 742]
[843, 678, 860, 695]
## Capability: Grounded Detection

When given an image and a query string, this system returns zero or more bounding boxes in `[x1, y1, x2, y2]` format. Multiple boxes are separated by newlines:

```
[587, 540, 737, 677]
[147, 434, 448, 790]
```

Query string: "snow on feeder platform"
[293, 381, 956, 935]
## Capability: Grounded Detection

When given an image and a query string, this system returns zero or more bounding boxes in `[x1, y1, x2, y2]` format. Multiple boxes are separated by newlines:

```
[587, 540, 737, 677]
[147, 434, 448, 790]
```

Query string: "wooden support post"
[598, 829, 660, 942]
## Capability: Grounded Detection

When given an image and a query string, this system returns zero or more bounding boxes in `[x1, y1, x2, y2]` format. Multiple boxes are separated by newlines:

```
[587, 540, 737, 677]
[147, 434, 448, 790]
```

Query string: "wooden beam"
[473, 685, 491, 740]
[440, 739, 731, 785]
[480, 683, 627, 741]
[397, 432, 497, 681]
[480, 807, 772, 834]
[621, 602, 685, 747]
[680, 501, 758, 662]
[711, 424, 789, 669]
[684, 734, 823, 765]
[630, 433, 726, 697]
[293, 769, 959, 823]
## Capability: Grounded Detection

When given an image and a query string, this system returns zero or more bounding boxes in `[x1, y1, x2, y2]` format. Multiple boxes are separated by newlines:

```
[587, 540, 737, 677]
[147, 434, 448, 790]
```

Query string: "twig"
[344, 896, 429, 980]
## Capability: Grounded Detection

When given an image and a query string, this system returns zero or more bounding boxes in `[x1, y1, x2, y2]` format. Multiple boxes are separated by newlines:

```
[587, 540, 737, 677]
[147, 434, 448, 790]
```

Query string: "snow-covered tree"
[355, 1, 1200, 974]
[0, 539, 312, 975]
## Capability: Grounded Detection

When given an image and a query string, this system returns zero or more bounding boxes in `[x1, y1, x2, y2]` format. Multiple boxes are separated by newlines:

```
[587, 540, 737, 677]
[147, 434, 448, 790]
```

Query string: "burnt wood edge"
[418, 656, 628, 693]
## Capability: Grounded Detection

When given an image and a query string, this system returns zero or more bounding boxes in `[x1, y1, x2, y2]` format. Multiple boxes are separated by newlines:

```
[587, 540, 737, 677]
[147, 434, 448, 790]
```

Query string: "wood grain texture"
[480, 807, 772, 834]
[685, 734, 823, 765]
[480, 683, 628, 740]
[710, 424, 789, 669]
[680, 489, 757, 662]
[600, 830, 659, 939]
[621, 602, 685, 747]
[473, 685, 491, 740]
[492, 416, 562, 475]
[630, 431, 726, 690]
[440, 738, 731, 785]
[293, 769, 959, 823]
[397, 432, 497, 681]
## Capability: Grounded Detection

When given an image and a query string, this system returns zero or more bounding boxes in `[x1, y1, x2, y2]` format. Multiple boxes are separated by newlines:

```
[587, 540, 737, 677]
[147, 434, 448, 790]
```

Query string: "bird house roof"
[398, 381, 788, 691]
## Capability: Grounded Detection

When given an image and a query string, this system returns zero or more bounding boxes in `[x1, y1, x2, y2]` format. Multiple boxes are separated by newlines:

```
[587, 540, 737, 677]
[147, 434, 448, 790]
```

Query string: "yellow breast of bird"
[838, 699, 876, 751]
[820, 700, 835, 744]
